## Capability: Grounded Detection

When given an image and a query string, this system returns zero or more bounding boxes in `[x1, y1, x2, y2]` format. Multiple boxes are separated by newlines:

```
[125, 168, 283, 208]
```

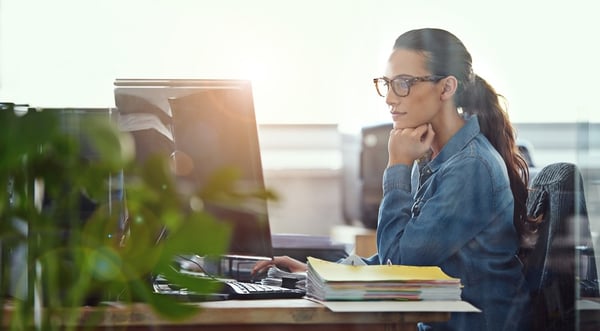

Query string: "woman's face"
[384, 49, 444, 129]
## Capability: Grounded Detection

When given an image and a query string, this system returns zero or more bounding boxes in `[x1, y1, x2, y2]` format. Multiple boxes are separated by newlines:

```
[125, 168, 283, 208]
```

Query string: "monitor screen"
[114, 79, 273, 262]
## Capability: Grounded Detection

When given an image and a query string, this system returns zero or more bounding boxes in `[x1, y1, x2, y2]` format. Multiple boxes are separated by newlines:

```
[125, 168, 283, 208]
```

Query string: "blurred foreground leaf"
[0, 106, 267, 328]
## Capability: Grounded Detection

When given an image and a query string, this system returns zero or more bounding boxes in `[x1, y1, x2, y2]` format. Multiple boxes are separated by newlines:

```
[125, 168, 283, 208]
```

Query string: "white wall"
[1, 0, 599, 129]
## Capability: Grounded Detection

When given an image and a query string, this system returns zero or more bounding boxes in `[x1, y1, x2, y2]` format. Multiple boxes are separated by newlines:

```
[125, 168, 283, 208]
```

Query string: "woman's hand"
[387, 123, 435, 167]
[251, 256, 308, 275]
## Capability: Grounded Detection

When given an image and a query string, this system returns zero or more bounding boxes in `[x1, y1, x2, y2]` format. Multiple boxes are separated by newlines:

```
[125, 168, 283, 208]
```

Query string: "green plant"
[0, 105, 268, 330]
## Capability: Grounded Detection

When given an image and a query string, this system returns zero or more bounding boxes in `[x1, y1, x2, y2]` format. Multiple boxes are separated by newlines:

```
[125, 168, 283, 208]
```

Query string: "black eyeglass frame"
[373, 75, 446, 97]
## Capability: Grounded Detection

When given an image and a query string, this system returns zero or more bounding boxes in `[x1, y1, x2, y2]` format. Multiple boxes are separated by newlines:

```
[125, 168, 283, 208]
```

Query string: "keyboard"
[153, 276, 305, 301]
[220, 280, 306, 300]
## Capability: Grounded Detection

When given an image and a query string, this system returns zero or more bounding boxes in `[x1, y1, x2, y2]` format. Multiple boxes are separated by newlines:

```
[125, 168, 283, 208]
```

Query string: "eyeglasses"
[373, 75, 446, 97]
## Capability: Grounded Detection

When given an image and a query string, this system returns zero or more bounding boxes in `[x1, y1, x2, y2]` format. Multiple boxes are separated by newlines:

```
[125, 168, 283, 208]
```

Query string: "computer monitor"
[114, 79, 273, 264]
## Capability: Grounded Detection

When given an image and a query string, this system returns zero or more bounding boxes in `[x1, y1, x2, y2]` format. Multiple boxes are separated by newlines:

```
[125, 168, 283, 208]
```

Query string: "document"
[339, 254, 367, 266]
[306, 257, 461, 301]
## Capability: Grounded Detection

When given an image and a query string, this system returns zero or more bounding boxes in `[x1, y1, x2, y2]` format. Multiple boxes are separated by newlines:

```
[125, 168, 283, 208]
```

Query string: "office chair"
[521, 162, 599, 331]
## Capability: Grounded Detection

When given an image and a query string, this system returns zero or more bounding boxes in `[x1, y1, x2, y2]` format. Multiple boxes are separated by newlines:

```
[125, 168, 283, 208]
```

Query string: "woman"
[254, 28, 532, 331]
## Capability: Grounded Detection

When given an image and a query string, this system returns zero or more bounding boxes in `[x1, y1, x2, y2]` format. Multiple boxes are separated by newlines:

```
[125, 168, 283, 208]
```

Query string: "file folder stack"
[306, 257, 462, 301]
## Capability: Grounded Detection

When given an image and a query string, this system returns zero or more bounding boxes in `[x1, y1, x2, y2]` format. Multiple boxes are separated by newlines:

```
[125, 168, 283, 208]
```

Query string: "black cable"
[174, 255, 220, 280]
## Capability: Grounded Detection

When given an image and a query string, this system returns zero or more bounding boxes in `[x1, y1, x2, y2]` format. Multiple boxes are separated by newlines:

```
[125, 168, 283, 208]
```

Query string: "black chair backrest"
[522, 162, 598, 331]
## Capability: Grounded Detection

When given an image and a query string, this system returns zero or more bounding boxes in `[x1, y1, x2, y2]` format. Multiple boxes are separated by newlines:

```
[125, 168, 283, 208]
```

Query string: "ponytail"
[459, 75, 533, 246]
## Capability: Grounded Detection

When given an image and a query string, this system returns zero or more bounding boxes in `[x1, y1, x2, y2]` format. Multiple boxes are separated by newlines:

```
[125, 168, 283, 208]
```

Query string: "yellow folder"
[307, 257, 459, 283]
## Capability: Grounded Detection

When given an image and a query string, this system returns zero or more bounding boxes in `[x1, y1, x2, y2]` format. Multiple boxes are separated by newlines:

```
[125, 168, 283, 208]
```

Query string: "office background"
[1, 1, 598, 253]
[1, 0, 598, 125]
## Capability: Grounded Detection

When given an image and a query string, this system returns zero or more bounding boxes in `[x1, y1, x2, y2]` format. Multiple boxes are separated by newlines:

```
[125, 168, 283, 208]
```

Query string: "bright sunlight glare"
[0, 0, 598, 128]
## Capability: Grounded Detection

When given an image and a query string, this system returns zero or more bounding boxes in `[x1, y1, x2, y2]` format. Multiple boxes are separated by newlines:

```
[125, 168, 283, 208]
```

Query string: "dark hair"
[393, 28, 533, 246]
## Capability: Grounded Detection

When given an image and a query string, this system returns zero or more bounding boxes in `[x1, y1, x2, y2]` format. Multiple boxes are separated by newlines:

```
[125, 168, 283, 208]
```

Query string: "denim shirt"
[367, 115, 530, 331]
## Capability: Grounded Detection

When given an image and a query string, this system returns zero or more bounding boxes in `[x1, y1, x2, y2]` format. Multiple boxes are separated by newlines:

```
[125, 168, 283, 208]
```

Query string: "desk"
[5, 299, 478, 331]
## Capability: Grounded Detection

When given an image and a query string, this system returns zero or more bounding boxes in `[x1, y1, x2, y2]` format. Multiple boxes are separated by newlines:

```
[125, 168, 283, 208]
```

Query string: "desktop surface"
[7, 299, 476, 331]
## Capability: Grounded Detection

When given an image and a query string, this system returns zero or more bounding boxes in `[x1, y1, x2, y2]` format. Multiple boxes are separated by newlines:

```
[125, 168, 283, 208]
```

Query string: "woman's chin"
[392, 120, 413, 129]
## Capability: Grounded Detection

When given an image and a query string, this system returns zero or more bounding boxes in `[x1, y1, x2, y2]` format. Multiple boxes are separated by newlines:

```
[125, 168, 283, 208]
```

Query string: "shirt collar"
[425, 114, 481, 172]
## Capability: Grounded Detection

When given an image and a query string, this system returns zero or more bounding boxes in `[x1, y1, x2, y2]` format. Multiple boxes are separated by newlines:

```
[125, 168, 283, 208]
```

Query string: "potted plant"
[0, 103, 265, 330]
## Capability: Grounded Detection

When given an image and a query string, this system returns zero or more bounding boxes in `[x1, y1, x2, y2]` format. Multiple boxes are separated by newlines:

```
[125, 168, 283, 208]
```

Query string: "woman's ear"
[440, 76, 458, 101]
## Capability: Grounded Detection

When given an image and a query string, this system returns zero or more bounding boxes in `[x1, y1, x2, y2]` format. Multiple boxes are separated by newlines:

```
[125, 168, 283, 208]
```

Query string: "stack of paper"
[306, 257, 462, 301]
